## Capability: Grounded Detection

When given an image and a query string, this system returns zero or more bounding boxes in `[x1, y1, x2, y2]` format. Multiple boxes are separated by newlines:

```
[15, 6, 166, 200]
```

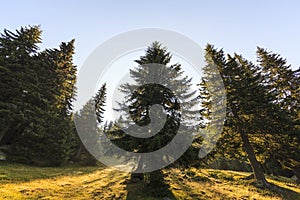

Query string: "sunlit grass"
[164, 168, 300, 200]
[0, 163, 130, 199]
[0, 162, 299, 199]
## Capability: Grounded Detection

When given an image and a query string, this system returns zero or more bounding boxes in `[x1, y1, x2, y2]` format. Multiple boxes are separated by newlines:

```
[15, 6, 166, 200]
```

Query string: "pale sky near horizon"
[1, 1, 299, 120]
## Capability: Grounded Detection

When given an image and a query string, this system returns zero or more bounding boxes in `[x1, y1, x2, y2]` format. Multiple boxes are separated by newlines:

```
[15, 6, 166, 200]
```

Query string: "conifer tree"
[0, 26, 42, 151]
[0, 26, 77, 166]
[112, 42, 201, 184]
[73, 83, 107, 165]
[256, 48, 300, 179]
[73, 99, 99, 165]
[202, 44, 280, 188]
[95, 83, 107, 124]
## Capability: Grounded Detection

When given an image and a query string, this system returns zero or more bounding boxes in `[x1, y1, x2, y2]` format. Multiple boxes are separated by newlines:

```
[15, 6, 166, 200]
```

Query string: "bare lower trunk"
[130, 156, 144, 182]
[0, 128, 9, 146]
[239, 130, 269, 188]
[0, 132, 4, 144]
[293, 165, 300, 183]
[74, 144, 83, 160]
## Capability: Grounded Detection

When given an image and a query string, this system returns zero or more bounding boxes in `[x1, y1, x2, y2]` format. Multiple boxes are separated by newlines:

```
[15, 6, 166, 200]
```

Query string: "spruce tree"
[72, 83, 107, 165]
[0, 26, 77, 166]
[256, 48, 300, 178]
[112, 42, 201, 185]
[202, 44, 280, 187]
[0, 26, 42, 152]
[95, 83, 107, 124]
[73, 99, 99, 165]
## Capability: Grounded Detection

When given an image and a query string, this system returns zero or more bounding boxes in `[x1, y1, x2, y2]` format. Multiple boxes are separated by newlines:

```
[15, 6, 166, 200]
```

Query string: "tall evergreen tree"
[111, 42, 201, 185]
[0, 26, 42, 151]
[0, 26, 77, 166]
[202, 44, 285, 188]
[95, 83, 107, 124]
[256, 48, 300, 179]
[73, 99, 99, 165]
[73, 83, 107, 165]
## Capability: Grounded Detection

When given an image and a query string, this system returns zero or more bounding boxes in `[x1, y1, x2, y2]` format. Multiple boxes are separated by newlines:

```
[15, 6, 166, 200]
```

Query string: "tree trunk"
[0, 130, 5, 144]
[239, 130, 270, 188]
[74, 144, 83, 161]
[0, 127, 10, 146]
[130, 156, 144, 182]
[293, 165, 300, 183]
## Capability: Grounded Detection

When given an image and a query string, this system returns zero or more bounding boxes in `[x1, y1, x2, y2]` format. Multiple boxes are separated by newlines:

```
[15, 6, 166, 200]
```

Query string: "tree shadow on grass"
[249, 180, 300, 200]
[125, 170, 176, 200]
[268, 183, 300, 200]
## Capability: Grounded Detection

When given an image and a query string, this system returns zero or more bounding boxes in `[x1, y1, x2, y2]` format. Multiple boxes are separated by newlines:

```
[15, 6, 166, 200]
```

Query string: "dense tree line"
[0, 26, 77, 166]
[201, 45, 299, 187]
[105, 42, 299, 188]
[0, 26, 299, 189]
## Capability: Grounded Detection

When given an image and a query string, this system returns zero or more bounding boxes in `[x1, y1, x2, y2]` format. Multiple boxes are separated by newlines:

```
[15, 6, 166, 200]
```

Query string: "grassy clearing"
[0, 162, 299, 199]
[164, 168, 300, 200]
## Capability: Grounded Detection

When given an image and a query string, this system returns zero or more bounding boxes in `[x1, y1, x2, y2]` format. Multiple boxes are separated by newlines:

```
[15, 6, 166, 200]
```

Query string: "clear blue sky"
[1, 0, 300, 70]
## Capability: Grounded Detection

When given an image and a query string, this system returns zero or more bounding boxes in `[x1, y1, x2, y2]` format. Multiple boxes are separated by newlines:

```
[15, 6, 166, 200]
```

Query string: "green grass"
[0, 162, 100, 183]
[0, 162, 299, 199]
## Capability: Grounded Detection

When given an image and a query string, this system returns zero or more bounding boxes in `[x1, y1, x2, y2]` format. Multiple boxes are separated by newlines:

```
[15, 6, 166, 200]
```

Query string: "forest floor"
[0, 162, 299, 200]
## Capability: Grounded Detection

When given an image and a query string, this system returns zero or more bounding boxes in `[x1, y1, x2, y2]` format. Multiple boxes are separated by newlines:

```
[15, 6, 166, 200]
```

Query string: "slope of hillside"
[0, 163, 299, 200]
